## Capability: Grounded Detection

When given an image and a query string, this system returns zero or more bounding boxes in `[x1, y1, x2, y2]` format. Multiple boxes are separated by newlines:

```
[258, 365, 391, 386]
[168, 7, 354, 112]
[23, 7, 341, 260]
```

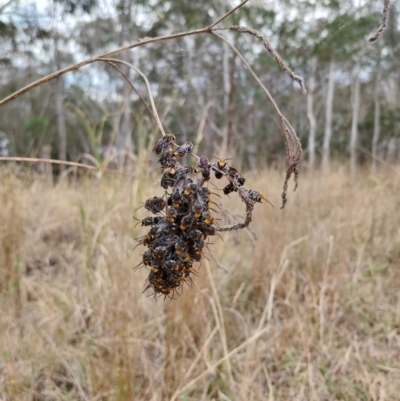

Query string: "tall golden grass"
[0, 165, 399, 400]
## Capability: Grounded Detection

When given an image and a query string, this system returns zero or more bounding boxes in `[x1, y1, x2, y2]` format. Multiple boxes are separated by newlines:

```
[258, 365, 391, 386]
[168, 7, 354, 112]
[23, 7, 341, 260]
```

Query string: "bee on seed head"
[173, 142, 194, 157]
[164, 260, 179, 271]
[223, 183, 235, 195]
[227, 166, 246, 186]
[142, 249, 153, 266]
[178, 252, 191, 262]
[161, 174, 175, 189]
[246, 189, 266, 203]
[152, 134, 176, 154]
[192, 201, 203, 218]
[196, 223, 216, 236]
[139, 216, 162, 226]
[184, 182, 198, 196]
[144, 197, 166, 214]
[213, 157, 231, 179]
[180, 213, 194, 230]
[158, 153, 176, 169]
[166, 206, 178, 222]
[201, 210, 214, 225]
[188, 229, 204, 241]
[192, 239, 205, 254]
[172, 190, 182, 208]
[152, 246, 169, 260]
[174, 239, 187, 254]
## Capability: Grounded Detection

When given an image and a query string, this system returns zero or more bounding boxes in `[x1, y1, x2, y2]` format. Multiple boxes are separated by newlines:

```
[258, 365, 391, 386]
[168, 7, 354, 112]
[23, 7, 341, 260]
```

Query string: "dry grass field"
[0, 165, 400, 401]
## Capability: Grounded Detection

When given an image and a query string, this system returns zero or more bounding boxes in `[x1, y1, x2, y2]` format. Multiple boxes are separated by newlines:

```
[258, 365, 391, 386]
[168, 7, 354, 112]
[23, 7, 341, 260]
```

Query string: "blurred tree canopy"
[0, 0, 398, 171]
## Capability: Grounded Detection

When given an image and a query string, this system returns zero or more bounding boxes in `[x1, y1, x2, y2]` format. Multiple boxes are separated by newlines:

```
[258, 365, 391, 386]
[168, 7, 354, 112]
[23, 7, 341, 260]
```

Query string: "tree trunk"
[221, 40, 231, 156]
[117, 68, 133, 171]
[350, 63, 361, 176]
[372, 62, 381, 172]
[54, 39, 67, 172]
[307, 58, 317, 172]
[322, 60, 335, 170]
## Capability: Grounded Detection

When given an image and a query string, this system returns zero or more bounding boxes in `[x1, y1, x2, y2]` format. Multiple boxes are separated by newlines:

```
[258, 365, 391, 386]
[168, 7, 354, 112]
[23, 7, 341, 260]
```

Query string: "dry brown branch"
[212, 32, 302, 209]
[369, 0, 390, 42]
[0, 157, 136, 178]
[214, 26, 306, 95]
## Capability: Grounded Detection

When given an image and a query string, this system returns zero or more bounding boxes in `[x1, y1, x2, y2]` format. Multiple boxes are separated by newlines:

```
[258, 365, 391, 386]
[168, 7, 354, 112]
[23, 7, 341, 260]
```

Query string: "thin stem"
[207, 0, 250, 29]
[211, 32, 283, 118]
[0, 156, 136, 178]
[106, 61, 156, 120]
[99, 58, 166, 136]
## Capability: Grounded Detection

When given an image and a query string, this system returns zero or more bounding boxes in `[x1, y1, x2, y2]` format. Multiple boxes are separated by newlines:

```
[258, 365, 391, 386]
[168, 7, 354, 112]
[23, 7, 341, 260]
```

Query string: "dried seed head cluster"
[135, 134, 266, 300]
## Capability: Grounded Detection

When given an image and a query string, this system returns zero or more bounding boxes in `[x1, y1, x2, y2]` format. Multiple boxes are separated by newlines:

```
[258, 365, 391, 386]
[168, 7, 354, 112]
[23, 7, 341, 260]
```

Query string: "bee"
[246, 189, 266, 203]
[192, 201, 203, 218]
[191, 253, 202, 262]
[197, 187, 210, 204]
[201, 210, 214, 225]
[152, 246, 169, 260]
[163, 166, 175, 175]
[141, 236, 152, 247]
[142, 249, 153, 266]
[166, 207, 178, 222]
[161, 172, 175, 189]
[202, 168, 211, 181]
[138, 216, 163, 226]
[215, 157, 229, 170]
[174, 142, 193, 157]
[164, 260, 179, 271]
[178, 252, 191, 262]
[180, 213, 194, 230]
[228, 166, 245, 186]
[174, 239, 187, 254]
[158, 153, 176, 169]
[192, 239, 205, 254]
[172, 190, 183, 208]
[196, 223, 216, 236]
[144, 197, 166, 214]
[223, 183, 235, 195]
[184, 182, 198, 196]
[152, 134, 176, 154]
[197, 155, 210, 181]
[198, 155, 209, 169]
[188, 229, 204, 241]
[213, 157, 230, 179]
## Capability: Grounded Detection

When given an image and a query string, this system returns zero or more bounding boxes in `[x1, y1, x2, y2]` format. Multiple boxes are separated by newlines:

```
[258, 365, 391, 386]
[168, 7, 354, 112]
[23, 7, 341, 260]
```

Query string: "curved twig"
[212, 32, 302, 209]
[98, 58, 166, 136]
[369, 0, 390, 43]
[106, 61, 156, 119]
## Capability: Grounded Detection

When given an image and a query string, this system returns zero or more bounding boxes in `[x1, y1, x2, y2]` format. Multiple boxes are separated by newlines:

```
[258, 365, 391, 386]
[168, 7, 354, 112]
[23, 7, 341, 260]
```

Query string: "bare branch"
[369, 0, 390, 43]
